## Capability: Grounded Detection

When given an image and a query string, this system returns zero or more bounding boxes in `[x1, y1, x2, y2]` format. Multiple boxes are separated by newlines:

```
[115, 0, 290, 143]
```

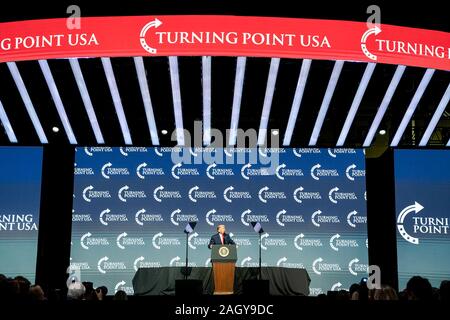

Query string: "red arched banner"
[0, 15, 448, 70]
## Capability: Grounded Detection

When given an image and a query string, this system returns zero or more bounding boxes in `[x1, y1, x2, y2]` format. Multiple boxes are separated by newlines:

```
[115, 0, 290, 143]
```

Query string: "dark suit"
[208, 233, 235, 249]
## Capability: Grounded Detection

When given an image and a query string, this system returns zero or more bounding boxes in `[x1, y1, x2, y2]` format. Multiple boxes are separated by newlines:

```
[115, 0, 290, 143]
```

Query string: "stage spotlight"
[379, 129, 386, 135]
[161, 129, 168, 135]
[52, 126, 60, 133]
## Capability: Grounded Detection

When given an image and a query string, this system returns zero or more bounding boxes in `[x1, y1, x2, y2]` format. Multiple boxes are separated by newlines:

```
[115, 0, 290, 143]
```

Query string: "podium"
[210, 245, 237, 295]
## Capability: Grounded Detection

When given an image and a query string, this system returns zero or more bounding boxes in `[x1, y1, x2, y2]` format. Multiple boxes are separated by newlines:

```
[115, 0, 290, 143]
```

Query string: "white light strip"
[168, 56, 185, 146]
[229, 57, 247, 146]
[283, 59, 311, 146]
[390, 68, 435, 147]
[309, 60, 344, 146]
[257, 58, 280, 146]
[101, 57, 133, 145]
[202, 56, 212, 146]
[419, 83, 450, 146]
[447, 138, 450, 147]
[69, 58, 105, 144]
[39, 60, 78, 144]
[0, 99, 18, 143]
[7, 62, 48, 144]
[363, 65, 406, 147]
[133, 57, 160, 145]
[337, 62, 376, 146]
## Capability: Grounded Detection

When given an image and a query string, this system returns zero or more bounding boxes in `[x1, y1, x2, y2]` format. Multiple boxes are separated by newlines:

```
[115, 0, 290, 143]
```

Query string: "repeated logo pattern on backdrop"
[70, 147, 368, 296]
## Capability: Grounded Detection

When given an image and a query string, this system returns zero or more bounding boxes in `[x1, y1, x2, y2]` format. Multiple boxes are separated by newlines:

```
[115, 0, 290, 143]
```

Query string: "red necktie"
[220, 233, 224, 245]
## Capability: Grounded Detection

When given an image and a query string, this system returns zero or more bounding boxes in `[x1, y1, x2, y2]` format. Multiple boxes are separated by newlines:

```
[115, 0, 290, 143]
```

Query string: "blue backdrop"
[70, 147, 368, 295]
[395, 150, 450, 290]
[0, 147, 43, 283]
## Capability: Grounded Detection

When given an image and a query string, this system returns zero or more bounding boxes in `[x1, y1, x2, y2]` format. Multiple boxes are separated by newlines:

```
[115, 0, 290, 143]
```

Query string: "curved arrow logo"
[118, 185, 129, 202]
[153, 186, 164, 202]
[97, 256, 108, 274]
[259, 186, 269, 203]
[397, 201, 424, 245]
[82, 185, 93, 202]
[346, 164, 357, 181]
[206, 209, 216, 226]
[223, 186, 234, 203]
[101, 162, 112, 179]
[329, 187, 339, 204]
[189, 186, 199, 202]
[361, 25, 381, 61]
[170, 256, 180, 266]
[84, 147, 93, 156]
[241, 164, 251, 180]
[294, 233, 304, 251]
[206, 163, 216, 180]
[189, 148, 198, 157]
[276, 209, 287, 227]
[119, 147, 128, 157]
[293, 148, 302, 158]
[328, 148, 336, 158]
[170, 209, 181, 226]
[241, 209, 251, 226]
[136, 162, 147, 179]
[311, 210, 322, 227]
[133, 256, 145, 271]
[99, 208, 110, 226]
[347, 210, 358, 228]
[259, 148, 268, 158]
[330, 233, 340, 251]
[331, 282, 342, 291]
[140, 18, 162, 54]
[276, 164, 286, 180]
[152, 232, 163, 249]
[311, 164, 321, 180]
[154, 147, 163, 157]
[115, 280, 126, 293]
[293, 186, 304, 203]
[241, 257, 252, 267]
[188, 232, 198, 250]
[277, 257, 288, 267]
[172, 163, 182, 179]
[312, 257, 323, 275]
[80, 232, 92, 250]
[261, 233, 269, 250]
[224, 148, 233, 157]
[348, 258, 359, 276]
[135, 209, 145, 226]
[116, 232, 127, 249]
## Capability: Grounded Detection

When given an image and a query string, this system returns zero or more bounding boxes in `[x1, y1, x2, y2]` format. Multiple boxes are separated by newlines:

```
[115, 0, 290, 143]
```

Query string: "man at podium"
[208, 224, 235, 249]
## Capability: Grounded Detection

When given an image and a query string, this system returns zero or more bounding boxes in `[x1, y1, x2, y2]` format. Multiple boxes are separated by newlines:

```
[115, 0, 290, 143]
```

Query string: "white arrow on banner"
[206, 163, 216, 180]
[115, 280, 126, 293]
[140, 18, 163, 54]
[170, 256, 181, 266]
[397, 201, 424, 244]
[116, 232, 127, 250]
[133, 256, 145, 271]
[360, 25, 382, 61]
[331, 282, 342, 291]
[348, 258, 360, 276]
[136, 162, 147, 179]
[329, 233, 340, 252]
[346, 164, 357, 181]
